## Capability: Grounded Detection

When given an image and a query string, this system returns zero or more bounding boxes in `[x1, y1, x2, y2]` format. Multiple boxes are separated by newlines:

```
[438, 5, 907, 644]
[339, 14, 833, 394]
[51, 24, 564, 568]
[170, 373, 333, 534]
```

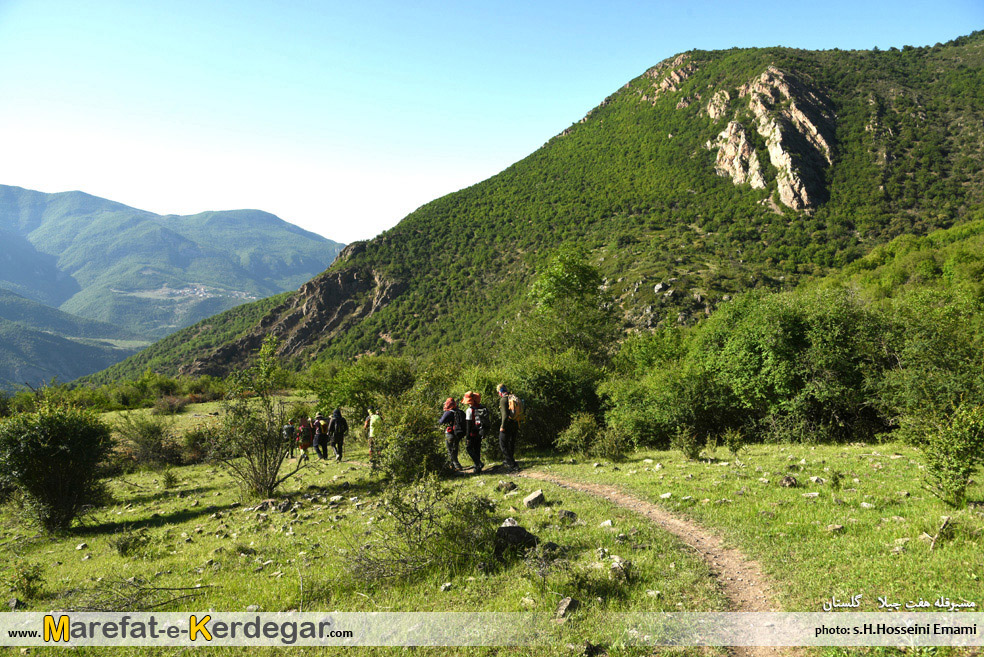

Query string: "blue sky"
[0, 0, 981, 243]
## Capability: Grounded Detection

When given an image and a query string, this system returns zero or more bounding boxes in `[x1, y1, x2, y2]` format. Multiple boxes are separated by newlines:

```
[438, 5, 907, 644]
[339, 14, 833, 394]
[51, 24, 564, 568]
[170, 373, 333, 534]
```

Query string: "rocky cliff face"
[706, 66, 835, 211]
[180, 253, 406, 376]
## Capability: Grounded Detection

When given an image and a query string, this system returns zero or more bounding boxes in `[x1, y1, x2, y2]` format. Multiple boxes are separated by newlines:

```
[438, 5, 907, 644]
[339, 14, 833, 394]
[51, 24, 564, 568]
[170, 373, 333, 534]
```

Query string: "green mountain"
[92, 32, 984, 382]
[0, 289, 147, 389]
[0, 186, 345, 338]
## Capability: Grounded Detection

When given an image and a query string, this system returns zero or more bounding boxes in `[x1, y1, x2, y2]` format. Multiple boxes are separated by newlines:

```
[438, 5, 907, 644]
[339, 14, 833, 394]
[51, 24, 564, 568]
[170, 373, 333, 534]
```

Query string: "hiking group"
[277, 383, 522, 473]
[282, 408, 348, 463]
[439, 383, 523, 473]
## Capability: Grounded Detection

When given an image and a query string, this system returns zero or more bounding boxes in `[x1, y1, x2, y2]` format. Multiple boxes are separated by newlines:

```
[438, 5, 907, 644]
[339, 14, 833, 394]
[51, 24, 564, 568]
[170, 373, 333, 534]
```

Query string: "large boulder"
[495, 524, 539, 559]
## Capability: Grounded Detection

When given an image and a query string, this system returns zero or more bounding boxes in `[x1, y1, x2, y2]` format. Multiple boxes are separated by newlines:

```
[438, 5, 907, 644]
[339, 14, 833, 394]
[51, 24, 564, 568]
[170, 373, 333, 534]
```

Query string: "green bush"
[377, 402, 446, 484]
[0, 403, 113, 531]
[504, 350, 603, 449]
[151, 395, 188, 416]
[671, 427, 702, 461]
[554, 413, 598, 455]
[348, 476, 497, 582]
[923, 404, 984, 507]
[591, 426, 633, 461]
[4, 559, 46, 599]
[115, 413, 182, 467]
[181, 422, 221, 464]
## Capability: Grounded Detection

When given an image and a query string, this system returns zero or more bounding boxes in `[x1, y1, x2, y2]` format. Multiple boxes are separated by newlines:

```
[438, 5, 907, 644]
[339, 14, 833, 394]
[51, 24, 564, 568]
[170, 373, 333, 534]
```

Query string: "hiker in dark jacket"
[497, 383, 519, 469]
[438, 397, 465, 471]
[282, 418, 297, 458]
[461, 391, 485, 473]
[326, 408, 348, 462]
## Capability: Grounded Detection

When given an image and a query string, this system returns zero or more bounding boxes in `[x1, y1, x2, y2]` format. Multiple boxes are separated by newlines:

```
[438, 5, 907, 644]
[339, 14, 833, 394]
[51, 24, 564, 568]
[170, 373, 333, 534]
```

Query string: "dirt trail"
[517, 469, 797, 657]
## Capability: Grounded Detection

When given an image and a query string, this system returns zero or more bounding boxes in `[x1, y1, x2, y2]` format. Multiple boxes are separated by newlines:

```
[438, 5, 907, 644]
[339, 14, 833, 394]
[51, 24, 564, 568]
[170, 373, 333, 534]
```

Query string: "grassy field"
[527, 443, 984, 613]
[3, 399, 982, 656]
[1, 437, 729, 656]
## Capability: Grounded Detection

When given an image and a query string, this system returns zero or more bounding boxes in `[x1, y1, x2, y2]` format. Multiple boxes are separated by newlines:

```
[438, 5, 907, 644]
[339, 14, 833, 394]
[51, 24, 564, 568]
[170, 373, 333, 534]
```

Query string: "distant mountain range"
[90, 31, 984, 381]
[0, 185, 344, 388]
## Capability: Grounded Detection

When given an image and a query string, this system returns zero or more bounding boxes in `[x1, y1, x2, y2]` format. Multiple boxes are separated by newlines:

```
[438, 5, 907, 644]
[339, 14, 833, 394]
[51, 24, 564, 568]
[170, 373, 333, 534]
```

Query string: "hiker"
[438, 397, 466, 471]
[497, 383, 522, 470]
[313, 412, 329, 460]
[282, 418, 297, 458]
[296, 417, 314, 463]
[326, 408, 348, 462]
[461, 391, 487, 473]
[365, 408, 381, 468]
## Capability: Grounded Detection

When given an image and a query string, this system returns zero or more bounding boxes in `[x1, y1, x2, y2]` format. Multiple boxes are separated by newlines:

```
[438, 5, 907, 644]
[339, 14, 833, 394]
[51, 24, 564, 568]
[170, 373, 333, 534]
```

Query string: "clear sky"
[0, 1, 981, 244]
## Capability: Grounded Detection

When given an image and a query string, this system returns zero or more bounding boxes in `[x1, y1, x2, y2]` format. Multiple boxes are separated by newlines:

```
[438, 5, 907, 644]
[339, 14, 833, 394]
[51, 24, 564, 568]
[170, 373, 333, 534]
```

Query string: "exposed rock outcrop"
[706, 90, 730, 120]
[705, 66, 836, 211]
[707, 121, 766, 189]
[640, 54, 698, 104]
[180, 265, 406, 377]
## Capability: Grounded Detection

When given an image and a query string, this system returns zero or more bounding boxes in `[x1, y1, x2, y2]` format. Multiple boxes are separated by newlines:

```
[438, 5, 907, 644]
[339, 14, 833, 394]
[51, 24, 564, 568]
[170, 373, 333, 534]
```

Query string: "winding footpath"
[517, 469, 798, 657]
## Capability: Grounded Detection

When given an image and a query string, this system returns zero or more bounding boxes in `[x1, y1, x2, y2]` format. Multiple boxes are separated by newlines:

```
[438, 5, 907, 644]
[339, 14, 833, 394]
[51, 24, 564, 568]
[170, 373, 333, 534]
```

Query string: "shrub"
[347, 476, 497, 582]
[160, 468, 178, 489]
[671, 427, 702, 461]
[208, 394, 304, 499]
[108, 526, 148, 557]
[504, 350, 603, 449]
[923, 404, 984, 507]
[115, 413, 182, 467]
[555, 413, 598, 455]
[377, 401, 446, 484]
[0, 403, 113, 531]
[4, 559, 46, 599]
[591, 426, 633, 461]
[181, 422, 221, 464]
[723, 427, 746, 461]
[151, 395, 188, 416]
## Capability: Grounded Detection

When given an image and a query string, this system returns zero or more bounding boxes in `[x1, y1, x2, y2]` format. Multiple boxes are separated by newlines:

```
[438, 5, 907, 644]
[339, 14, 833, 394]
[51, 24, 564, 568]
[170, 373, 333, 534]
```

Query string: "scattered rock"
[599, 519, 613, 528]
[610, 559, 633, 581]
[501, 518, 519, 528]
[593, 463, 602, 468]
[646, 589, 661, 598]
[780, 476, 798, 488]
[494, 525, 539, 558]
[521, 596, 536, 608]
[496, 480, 517, 493]
[802, 492, 820, 498]
[523, 490, 546, 509]
[826, 524, 844, 533]
[440, 582, 452, 592]
[660, 492, 672, 499]
[860, 502, 875, 509]
[556, 596, 580, 618]
[809, 476, 825, 485]
[246, 605, 260, 612]
[8, 597, 23, 610]
[557, 509, 578, 523]
[76, 543, 88, 551]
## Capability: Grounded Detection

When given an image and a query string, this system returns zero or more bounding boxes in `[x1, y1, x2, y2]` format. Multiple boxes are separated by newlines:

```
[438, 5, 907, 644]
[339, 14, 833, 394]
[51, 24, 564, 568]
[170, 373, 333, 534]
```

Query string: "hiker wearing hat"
[313, 412, 329, 460]
[461, 391, 488, 473]
[497, 383, 521, 470]
[438, 397, 466, 471]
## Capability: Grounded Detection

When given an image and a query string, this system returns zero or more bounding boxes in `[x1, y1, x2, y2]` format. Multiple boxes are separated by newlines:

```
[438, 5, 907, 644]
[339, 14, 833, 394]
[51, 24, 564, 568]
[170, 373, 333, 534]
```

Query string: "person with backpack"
[461, 391, 488, 474]
[438, 397, 466, 471]
[282, 418, 297, 459]
[313, 412, 329, 460]
[497, 383, 522, 470]
[296, 417, 314, 463]
[365, 408, 382, 469]
[326, 408, 348, 462]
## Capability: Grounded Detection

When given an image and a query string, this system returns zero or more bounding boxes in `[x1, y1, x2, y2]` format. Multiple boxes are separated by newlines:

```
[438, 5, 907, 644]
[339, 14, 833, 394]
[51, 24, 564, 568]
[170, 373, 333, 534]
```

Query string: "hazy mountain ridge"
[0, 185, 345, 338]
[90, 32, 984, 380]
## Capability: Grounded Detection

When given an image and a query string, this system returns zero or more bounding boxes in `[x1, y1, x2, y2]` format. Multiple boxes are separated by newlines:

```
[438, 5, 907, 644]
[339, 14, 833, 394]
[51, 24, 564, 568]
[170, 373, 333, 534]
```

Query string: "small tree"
[0, 402, 113, 531]
[209, 337, 305, 498]
[923, 403, 984, 508]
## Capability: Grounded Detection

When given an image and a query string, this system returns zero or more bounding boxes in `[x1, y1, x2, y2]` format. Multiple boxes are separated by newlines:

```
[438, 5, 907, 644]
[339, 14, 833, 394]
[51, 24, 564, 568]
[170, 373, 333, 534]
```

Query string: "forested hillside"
[96, 32, 984, 380]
